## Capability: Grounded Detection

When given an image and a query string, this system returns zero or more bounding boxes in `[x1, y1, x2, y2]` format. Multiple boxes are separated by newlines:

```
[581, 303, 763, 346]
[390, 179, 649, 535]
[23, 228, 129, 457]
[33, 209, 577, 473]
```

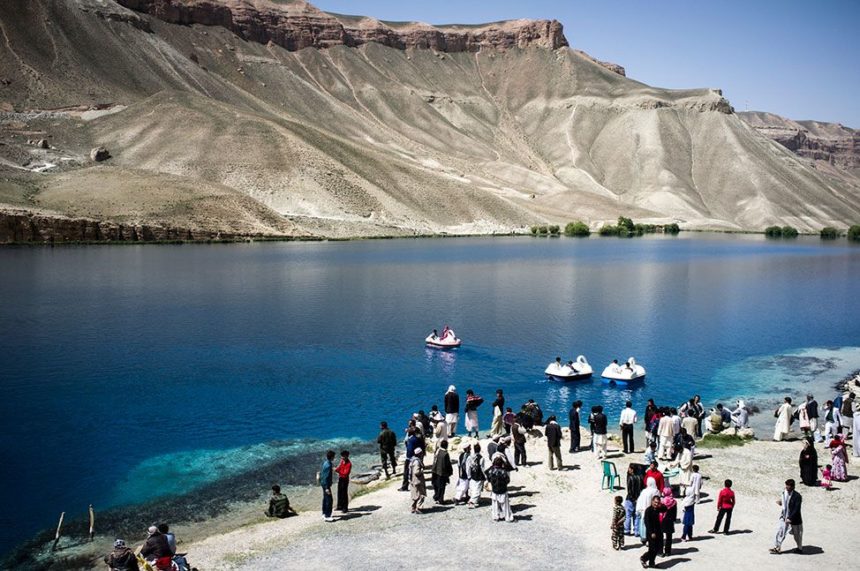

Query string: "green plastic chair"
[601, 460, 621, 491]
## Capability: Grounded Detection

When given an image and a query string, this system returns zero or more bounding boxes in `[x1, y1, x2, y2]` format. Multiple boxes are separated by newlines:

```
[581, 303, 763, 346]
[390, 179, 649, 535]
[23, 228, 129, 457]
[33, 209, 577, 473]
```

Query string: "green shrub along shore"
[764, 225, 798, 238]
[531, 218, 680, 238]
[763, 224, 860, 241]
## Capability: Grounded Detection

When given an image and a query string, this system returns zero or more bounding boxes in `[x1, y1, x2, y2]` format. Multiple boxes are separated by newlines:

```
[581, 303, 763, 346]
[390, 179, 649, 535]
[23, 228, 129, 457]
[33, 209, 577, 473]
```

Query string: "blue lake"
[1, 234, 859, 553]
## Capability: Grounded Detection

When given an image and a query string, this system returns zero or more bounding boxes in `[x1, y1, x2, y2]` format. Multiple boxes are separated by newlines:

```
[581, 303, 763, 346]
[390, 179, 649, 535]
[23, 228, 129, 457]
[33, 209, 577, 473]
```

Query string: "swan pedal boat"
[426, 333, 461, 349]
[545, 355, 593, 381]
[601, 357, 646, 384]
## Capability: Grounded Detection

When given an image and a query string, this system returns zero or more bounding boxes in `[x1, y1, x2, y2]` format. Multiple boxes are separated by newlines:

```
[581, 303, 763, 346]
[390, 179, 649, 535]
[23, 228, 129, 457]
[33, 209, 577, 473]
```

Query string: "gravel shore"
[185, 427, 858, 570]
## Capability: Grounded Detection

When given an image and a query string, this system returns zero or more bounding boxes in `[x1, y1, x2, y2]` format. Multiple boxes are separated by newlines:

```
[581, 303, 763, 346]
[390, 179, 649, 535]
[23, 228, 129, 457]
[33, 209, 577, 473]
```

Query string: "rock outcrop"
[115, 0, 569, 52]
[0, 210, 260, 243]
[739, 111, 859, 174]
[573, 49, 625, 76]
[90, 146, 111, 161]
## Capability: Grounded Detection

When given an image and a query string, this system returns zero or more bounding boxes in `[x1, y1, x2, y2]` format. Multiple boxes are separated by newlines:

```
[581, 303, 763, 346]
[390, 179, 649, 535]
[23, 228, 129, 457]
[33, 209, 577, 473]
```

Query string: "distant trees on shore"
[765, 225, 798, 238]
[762, 224, 860, 241]
[531, 218, 680, 238]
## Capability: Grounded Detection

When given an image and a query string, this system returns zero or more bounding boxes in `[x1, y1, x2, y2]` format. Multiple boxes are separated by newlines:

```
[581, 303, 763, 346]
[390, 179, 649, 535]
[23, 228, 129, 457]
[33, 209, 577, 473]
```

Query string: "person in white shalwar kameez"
[466, 444, 486, 507]
[453, 444, 472, 504]
[854, 398, 860, 458]
[773, 397, 794, 441]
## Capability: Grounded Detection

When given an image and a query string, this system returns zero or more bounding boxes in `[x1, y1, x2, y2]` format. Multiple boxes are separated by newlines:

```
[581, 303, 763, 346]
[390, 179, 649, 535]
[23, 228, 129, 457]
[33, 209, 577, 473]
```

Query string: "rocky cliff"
[116, 0, 569, 52]
[738, 111, 859, 176]
[1, 0, 859, 242]
[0, 209, 251, 243]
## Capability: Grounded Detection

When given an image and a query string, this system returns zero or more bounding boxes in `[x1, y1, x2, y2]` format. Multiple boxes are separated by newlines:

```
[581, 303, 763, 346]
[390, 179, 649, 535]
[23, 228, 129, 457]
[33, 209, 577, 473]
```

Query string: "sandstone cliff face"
[116, 0, 569, 52]
[739, 112, 859, 175]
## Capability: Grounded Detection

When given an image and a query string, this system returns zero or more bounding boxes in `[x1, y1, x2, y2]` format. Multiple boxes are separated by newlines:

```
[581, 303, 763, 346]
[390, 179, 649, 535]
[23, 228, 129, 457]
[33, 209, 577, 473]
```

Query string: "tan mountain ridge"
[1, 0, 858, 242]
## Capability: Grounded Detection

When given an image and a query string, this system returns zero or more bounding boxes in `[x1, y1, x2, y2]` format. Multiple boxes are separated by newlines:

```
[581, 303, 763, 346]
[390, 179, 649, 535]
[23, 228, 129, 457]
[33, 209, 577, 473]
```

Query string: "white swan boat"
[425, 329, 461, 349]
[545, 355, 593, 381]
[601, 357, 646, 383]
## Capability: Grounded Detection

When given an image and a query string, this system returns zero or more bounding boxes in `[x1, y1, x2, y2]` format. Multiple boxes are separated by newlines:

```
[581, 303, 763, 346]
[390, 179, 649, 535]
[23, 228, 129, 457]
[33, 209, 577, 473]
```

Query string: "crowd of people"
[312, 381, 853, 568]
[103, 376, 857, 570]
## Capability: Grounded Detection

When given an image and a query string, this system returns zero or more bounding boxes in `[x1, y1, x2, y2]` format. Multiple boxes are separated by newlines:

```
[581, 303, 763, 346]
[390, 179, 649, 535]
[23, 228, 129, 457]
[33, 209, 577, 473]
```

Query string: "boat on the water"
[601, 357, 646, 384]
[426, 327, 461, 349]
[545, 355, 593, 381]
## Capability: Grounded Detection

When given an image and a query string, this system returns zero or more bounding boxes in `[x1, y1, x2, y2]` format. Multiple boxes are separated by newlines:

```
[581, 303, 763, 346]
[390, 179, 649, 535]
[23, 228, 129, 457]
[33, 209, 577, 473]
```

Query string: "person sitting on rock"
[265, 484, 297, 518]
[140, 526, 172, 569]
[708, 408, 729, 433]
[104, 538, 139, 571]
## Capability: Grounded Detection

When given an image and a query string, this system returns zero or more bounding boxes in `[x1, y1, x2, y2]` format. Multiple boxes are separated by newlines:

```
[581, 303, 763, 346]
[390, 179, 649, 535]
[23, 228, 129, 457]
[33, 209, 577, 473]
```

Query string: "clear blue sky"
[315, 1, 859, 127]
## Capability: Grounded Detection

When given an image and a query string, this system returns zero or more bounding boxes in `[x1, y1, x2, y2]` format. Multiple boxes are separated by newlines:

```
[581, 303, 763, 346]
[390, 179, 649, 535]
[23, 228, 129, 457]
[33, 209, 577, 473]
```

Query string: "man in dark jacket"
[484, 457, 514, 522]
[544, 415, 563, 470]
[431, 439, 454, 503]
[377, 421, 397, 479]
[640, 496, 667, 568]
[104, 539, 139, 571]
[140, 526, 171, 565]
[625, 465, 644, 535]
[771, 479, 804, 554]
[320, 450, 335, 522]
[400, 427, 420, 491]
[569, 400, 582, 452]
[511, 418, 527, 466]
[805, 394, 819, 438]
[444, 385, 460, 437]
[592, 405, 609, 459]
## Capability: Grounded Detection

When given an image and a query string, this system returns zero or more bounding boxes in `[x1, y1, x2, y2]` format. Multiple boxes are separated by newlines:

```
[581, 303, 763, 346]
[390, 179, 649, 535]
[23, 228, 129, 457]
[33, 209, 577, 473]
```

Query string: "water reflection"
[424, 347, 458, 377]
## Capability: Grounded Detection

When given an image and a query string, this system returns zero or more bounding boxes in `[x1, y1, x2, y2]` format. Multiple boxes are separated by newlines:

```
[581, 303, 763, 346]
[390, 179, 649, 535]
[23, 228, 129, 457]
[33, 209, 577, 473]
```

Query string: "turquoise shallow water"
[1, 233, 859, 553]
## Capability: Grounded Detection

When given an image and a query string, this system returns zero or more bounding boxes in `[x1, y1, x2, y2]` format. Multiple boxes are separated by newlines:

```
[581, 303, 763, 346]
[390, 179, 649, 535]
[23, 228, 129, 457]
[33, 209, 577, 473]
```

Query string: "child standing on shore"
[821, 465, 833, 489]
[680, 493, 696, 540]
[611, 495, 625, 550]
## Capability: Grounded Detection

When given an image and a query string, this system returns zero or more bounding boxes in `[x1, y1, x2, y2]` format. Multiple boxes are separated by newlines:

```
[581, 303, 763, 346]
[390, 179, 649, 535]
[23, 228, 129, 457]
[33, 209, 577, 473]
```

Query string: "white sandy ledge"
[186, 430, 858, 570]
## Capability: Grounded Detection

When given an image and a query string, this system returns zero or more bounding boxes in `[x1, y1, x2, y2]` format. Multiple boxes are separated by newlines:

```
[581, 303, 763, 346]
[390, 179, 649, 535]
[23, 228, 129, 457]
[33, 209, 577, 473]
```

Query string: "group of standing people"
[772, 391, 855, 488]
[319, 449, 353, 522]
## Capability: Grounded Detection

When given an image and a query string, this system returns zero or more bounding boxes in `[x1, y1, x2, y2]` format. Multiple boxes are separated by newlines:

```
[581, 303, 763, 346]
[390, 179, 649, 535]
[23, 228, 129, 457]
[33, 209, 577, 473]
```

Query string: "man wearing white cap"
[444, 386, 460, 438]
[410, 448, 427, 513]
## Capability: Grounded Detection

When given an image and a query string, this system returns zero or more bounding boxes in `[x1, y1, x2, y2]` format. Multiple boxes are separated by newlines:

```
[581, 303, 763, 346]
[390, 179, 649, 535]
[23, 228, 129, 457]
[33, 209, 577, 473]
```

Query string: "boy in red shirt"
[645, 462, 665, 492]
[709, 479, 735, 534]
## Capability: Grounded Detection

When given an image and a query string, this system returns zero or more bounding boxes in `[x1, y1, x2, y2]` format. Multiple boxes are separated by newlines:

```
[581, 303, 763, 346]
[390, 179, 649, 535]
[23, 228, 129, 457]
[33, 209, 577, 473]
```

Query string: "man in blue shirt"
[321, 450, 335, 522]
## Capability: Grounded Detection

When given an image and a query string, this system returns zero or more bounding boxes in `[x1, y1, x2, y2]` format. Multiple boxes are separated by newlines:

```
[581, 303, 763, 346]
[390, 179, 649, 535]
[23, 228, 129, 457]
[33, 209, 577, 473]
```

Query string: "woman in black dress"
[799, 438, 818, 486]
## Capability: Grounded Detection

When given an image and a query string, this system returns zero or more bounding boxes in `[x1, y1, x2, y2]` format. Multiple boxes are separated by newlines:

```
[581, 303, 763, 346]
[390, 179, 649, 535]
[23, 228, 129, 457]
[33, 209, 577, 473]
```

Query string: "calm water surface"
[1, 234, 859, 552]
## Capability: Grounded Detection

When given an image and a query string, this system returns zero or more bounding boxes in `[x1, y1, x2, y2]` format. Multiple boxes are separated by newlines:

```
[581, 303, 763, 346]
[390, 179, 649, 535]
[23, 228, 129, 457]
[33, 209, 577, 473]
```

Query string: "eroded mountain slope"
[1, 0, 858, 241]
